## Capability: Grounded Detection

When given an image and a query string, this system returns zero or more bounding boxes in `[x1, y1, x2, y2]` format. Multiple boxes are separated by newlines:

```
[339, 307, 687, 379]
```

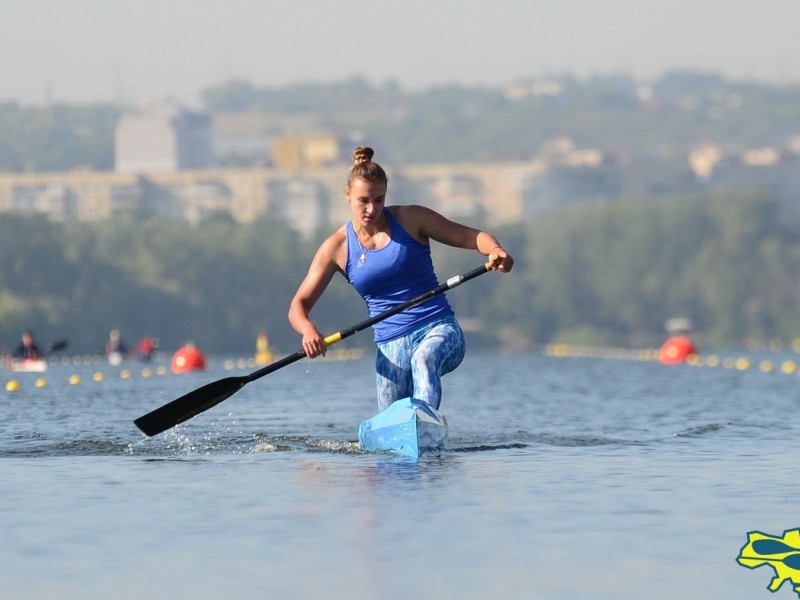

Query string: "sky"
[1, 0, 799, 106]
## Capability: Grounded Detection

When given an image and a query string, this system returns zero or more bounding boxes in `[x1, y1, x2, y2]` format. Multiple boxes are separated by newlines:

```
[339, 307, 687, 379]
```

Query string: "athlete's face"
[346, 177, 387, 227]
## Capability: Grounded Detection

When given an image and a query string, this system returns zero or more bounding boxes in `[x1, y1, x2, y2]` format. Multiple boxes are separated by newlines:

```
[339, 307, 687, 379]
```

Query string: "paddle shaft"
[246, 263, 490, 384]
[134, 263, 490, 436]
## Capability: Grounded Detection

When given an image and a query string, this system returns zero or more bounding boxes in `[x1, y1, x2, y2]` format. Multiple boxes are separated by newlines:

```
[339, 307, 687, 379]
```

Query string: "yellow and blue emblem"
[737, 528, 800, 596]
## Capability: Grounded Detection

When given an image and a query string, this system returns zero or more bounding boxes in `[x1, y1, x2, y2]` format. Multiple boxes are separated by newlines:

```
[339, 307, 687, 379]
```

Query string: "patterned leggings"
[374, 317, 465, 411]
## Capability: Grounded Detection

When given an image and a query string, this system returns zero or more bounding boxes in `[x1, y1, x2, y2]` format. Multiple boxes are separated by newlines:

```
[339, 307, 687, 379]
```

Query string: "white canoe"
[7, 358, 48, 372]
[358, 398, 448, 459]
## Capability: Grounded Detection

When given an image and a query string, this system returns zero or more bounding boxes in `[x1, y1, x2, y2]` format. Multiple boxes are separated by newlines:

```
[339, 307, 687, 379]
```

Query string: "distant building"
[0, 160, 544, 231]
[267, 179, 331, 237]
[689, 144, 723, 180]
[115, 102, 213, 173]
[521, 162, 623, 219]
[8, 183, 76, 221]
[704, 151, 800, 216]
[417, 175, 486, 220]
[270, 134, 343, 168]
[212, 112, 272, 163]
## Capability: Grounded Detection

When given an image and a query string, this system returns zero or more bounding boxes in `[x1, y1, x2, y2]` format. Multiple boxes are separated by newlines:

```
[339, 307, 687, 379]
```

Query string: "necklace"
[356, 236, 367, 267]
[354, 227, 371, 266]
[358, 239, 367, 266]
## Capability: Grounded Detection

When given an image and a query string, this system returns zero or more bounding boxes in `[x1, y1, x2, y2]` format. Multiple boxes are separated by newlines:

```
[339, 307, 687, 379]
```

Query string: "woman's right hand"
[302, 328, 327, 358]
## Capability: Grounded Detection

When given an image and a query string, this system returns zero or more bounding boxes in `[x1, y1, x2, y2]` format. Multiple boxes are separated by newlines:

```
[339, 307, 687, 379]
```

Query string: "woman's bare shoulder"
[314, 225, 348, 269]
[389, 204, 439, 226]
[316, 224, 345, 246]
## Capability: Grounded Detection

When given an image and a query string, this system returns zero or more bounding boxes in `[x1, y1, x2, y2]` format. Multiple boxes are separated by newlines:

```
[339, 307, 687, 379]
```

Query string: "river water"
[1, 351, 798, 599]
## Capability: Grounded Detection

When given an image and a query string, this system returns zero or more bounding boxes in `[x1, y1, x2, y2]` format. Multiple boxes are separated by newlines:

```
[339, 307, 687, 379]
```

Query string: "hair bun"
[352, 146, 374, 164]
[346, 145, 387, 187]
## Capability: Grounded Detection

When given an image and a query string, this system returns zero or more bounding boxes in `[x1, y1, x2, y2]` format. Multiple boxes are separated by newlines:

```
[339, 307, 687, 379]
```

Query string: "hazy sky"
[2, 0, 798, 106]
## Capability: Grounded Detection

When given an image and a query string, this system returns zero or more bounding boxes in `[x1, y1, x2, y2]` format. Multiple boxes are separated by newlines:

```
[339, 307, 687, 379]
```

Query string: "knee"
[441, 339, 465, 375]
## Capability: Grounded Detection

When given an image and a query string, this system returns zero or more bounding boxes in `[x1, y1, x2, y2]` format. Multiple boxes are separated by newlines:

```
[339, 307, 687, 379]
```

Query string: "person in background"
[105, 329, 128, 365]
[12, 330, 42, 359]
[288, 146, 514, 412]
[133, 335, 157, 362]
[106, 329, 127, 354]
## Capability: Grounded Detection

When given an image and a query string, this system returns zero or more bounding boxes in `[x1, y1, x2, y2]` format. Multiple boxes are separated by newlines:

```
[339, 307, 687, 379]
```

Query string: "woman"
[288, 146, 513, 411]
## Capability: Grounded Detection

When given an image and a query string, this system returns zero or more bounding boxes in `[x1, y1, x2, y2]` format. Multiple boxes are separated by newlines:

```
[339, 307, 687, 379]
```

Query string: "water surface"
[2, 352, 798, 599]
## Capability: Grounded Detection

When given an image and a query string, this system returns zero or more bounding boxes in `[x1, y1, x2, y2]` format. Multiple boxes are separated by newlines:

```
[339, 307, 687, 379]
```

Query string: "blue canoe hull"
[358, 398, 448, 459]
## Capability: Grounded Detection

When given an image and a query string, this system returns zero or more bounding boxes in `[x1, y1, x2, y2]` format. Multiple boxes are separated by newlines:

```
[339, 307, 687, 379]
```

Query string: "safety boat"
[358, 398, 448, 459]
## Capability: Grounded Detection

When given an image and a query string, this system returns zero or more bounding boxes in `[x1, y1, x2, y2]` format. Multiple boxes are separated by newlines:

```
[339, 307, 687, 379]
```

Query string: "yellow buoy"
[256, 332, 273, 366]
[781, 360, 797, 375]
[120, 369, 131, 379]
[141, 368, 152, 378]
[686, 354, 702, 366]
[69, 374, 81, 385]
[35, 378, 48, 388]
[6, 379, 20, 392]
[93, 372, 105, 382]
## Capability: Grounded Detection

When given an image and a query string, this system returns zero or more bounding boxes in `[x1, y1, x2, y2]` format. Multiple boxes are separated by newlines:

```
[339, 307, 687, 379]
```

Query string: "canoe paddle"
[134, 263, 492, 436]
[45, 339, 68, 355]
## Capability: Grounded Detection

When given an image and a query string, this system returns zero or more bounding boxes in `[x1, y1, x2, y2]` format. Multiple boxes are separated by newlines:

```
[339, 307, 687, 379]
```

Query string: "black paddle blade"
[46, 339, 68, 354]
[134, 375, 249, 437]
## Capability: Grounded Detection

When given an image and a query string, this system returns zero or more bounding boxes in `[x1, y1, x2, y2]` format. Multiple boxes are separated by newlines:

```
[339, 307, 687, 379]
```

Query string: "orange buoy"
[171, 343, 207, 374]
[658, 335, 697, 365]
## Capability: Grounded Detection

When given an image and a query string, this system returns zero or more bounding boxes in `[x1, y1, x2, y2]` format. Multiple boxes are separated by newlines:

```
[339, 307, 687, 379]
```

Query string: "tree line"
[1, 188, 798, 356]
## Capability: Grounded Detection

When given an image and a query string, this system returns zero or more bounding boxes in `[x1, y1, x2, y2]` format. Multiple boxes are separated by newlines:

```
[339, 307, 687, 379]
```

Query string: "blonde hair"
[346, 146, 388, 188]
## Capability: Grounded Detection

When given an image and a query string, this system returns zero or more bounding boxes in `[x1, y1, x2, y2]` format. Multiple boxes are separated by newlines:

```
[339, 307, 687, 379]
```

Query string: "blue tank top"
[345, 209, 453, 343]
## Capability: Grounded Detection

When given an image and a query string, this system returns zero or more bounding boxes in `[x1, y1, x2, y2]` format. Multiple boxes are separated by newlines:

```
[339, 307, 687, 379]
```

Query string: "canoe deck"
[358, 398, 448, 459]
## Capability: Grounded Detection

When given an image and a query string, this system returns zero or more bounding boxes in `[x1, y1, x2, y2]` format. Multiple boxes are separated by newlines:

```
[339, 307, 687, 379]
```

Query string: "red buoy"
[171, 343, 207, 374]
[658, 335, 697, 365]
